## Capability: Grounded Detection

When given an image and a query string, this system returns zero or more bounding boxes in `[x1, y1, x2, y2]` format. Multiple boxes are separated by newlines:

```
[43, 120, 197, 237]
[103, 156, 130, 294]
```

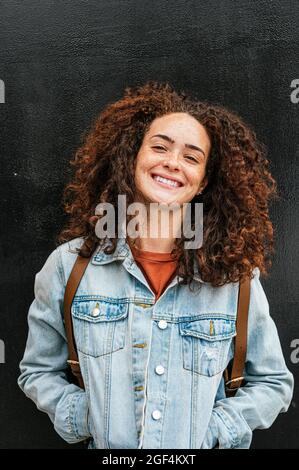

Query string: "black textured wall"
[0, 0, 298, 449]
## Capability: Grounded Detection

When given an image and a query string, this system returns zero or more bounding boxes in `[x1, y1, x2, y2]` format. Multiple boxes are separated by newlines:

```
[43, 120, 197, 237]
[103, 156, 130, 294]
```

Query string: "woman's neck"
[129, 236, 175, 253]
[127, 203, 185, 253]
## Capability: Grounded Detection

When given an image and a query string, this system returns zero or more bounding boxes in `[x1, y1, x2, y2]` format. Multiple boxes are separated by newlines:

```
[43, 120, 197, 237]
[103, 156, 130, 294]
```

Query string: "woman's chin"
[150, 196, 181, 206]
[137, 187, 183, 205]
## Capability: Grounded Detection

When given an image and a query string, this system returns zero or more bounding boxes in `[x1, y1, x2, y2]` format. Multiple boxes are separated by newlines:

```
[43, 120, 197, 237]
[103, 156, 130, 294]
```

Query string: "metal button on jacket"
[155, 365, 165, 375]
[152, 410, 161, 420]
[158, 320, 167, 330]
[92, 307, 100, 317]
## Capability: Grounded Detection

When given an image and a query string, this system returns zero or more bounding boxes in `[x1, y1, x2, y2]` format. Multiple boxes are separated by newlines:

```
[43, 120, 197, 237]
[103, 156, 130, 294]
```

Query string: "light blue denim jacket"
[18, 236, 294, 449]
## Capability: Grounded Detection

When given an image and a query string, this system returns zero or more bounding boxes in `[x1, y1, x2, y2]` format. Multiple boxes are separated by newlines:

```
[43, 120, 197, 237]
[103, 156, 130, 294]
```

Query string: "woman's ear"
[197, 177, 208, 195]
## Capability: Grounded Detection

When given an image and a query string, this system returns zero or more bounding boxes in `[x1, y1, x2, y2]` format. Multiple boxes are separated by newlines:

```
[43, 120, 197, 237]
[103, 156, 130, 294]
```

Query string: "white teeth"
[153, 175, 180, 187]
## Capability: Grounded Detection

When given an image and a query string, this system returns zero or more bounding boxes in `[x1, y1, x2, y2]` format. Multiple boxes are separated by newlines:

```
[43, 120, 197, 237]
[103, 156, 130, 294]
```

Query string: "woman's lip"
[150, 173, 183, 189]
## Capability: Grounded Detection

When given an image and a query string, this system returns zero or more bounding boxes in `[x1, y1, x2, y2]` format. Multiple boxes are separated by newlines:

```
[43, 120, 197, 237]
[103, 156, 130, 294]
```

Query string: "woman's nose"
[163, 154, 181, 170]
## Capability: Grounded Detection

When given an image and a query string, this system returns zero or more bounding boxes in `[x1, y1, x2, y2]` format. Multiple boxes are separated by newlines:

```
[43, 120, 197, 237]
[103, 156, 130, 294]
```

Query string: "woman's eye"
[185, 155, 198, 163]
[152, 146, 199, 163]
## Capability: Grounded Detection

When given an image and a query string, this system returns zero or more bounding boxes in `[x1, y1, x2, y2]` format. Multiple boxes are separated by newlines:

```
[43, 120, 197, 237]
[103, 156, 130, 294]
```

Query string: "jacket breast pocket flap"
[179, 317, 236, 376]
[71, 298, 129, 357]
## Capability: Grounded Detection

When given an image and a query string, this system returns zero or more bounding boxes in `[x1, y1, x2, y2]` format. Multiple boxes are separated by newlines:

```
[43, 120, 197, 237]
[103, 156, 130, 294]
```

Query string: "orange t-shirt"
[129, 242, 178, 301]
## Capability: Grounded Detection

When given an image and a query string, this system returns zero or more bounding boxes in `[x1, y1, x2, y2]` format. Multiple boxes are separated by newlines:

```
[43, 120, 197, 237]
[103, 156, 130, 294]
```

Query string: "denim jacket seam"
[214, 408, 240, 448]
[66, 394, 76, 437]
[55, 245, 66, 288]
[68, 393, 81, 439]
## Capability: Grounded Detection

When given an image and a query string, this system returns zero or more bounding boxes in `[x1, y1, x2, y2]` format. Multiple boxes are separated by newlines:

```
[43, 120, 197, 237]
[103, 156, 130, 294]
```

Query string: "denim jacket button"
[155, 365, 165, 375]
[158, 320, 168, 330]
[152, 410, 161, 420]
[92, 307, 100, 317]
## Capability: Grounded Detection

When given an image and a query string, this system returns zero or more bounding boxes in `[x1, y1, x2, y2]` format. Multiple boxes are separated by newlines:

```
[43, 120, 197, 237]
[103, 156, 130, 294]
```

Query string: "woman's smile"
[150, 172, 184, 190]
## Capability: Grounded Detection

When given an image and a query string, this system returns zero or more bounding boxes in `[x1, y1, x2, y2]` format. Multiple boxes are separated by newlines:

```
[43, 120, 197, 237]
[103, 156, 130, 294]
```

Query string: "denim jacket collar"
[91, 237, 205, 283]
[91, 237, 129, 264]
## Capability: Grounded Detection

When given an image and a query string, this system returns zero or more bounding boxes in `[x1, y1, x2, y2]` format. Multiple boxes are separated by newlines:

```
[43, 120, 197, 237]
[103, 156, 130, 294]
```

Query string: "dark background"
[0, 0, 298, 449]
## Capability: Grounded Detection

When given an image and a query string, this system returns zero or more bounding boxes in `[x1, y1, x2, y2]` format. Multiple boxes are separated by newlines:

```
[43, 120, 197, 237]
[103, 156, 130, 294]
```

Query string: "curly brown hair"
[57, 80, 278, 288]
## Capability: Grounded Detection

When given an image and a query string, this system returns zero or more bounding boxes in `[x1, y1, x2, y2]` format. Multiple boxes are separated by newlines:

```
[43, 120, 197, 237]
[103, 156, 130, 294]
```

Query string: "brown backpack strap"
[224, 275, 251, 397]
[63, 241, 96, 389]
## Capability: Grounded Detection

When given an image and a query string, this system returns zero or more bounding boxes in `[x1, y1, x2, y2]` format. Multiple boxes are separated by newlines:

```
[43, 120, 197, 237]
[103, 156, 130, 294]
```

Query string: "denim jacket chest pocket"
[178, 317, 236, 376]
[71, 297, 129, 357]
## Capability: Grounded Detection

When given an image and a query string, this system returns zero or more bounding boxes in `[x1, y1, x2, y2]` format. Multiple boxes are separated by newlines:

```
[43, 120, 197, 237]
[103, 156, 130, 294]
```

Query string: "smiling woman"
[18, 80, 294, 449]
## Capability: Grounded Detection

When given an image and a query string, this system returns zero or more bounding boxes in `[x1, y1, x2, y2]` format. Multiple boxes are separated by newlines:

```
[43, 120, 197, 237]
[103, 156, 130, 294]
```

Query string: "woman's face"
[134, 112, 211, 205]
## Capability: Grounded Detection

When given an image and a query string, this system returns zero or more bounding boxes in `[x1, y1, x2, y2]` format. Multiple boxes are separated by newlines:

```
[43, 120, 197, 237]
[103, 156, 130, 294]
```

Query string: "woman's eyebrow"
[150, 134, 206, 158]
